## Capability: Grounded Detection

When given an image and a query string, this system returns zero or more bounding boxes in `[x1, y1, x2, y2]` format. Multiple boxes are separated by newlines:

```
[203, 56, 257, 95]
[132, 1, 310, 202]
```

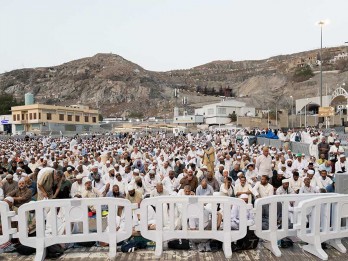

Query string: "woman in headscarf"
[203, 141, 215, 173]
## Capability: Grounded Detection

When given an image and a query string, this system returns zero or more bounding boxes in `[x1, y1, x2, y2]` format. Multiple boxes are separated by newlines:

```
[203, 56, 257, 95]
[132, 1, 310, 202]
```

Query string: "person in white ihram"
[231, 194, 254, 230]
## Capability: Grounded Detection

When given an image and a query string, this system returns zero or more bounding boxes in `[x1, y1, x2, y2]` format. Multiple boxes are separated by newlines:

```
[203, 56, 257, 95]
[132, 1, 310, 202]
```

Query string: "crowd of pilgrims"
[0, 128, 346, 252]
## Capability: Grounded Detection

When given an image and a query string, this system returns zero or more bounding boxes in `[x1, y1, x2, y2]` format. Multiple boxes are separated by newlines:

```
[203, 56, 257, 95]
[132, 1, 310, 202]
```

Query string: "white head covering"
[4, 197, 14, 203]
[282, 179, 290, 184]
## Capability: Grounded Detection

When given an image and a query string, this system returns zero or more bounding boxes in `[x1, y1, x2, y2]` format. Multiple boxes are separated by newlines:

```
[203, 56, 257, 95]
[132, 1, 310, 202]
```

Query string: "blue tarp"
[257, 130, 279, 139]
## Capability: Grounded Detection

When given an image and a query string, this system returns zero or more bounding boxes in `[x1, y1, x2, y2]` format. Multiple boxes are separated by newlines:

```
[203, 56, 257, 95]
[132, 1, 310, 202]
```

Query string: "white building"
[195, 100, 255, 125]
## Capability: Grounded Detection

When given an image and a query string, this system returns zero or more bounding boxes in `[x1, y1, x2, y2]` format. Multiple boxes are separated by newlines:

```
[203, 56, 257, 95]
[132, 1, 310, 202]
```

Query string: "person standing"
[37, 168, 56, 200]
[256, 147, 273, 178]
[203, 142, 215, 173]
[318, 137, 330, 160]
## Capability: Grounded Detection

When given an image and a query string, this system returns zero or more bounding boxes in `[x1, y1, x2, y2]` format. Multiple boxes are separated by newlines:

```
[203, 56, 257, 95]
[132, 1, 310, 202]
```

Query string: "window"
[29, 113, 32, 120]
[17, 114, 20, 121]
[84, 116, 89, 122]
[207, 108, 214, 115]
[92, 116, 97, 123]
[33, 113, 37, 120]
[217, 108, 226, 115]
[59, 114, 64, 121]
[75, 115, 80, 122]
[13, 115, 16, 121]
[67, 115, 72, 121]
[39, 113, 41, 120]
[47, 113, 52, 120]
[21, 114, 24, 120]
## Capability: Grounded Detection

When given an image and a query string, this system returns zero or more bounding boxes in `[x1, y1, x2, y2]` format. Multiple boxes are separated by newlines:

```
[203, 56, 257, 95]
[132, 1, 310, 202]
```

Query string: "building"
[173, 114, 204, 125]
[195, 99, 255, 125]
[11, 104, 99, 134]
[0, 115, 12, 134]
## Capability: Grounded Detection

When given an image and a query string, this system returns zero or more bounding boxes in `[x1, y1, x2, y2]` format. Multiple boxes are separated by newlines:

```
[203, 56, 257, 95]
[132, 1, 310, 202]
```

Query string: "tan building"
[11, 104, 99, 134]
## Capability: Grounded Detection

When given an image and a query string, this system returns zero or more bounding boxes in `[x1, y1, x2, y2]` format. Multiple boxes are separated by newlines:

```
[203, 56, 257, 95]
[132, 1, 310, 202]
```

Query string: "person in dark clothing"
[271, 171, 285, 192]
[229, 163, 241, 181]
[18, 161, 33, 174]
[318, 137, 330, 160]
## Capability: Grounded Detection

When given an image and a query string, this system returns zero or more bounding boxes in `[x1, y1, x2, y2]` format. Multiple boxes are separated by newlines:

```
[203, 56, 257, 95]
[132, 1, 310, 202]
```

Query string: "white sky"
[0, 0, 347, 73]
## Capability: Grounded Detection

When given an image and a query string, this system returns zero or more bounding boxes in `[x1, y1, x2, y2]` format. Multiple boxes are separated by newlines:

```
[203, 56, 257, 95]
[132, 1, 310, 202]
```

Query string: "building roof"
[11, 103, 98, 114]
[202, 99, 247, 108]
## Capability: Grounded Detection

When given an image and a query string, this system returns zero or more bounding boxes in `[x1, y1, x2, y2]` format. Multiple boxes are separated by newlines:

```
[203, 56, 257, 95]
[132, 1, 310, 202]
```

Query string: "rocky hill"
[1, 46, 347, 117]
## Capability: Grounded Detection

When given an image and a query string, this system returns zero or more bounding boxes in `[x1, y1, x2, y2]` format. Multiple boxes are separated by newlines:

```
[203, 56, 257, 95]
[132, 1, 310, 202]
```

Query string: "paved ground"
[1, 239, 348, 261]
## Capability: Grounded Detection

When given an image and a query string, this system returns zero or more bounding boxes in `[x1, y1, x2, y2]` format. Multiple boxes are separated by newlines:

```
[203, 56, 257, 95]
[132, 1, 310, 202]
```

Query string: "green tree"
[98, 114, 103, 122]
[292, 64, 314, 82]
[0, 93, 23, 115]
[228, 112, 237, 122]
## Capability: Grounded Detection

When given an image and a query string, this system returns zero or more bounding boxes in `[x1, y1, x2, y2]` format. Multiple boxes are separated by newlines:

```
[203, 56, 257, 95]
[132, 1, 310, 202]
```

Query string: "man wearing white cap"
[276, 179, 295, 195]
[318, 170, 333, 189]
[329, 140, 344, 164]
[3, 197, 14, 209]
[13, 167, 28, 182]
[125, 184, 142, 208]
[307, 169, 322, 190]
[289, 171, 303, 194]
[7, 178, 32, 209]
[162, 170, 180, 195]
[101, 161, 111, 176]
[1, 174, 18, 197]
[299, 177, 317, 194]
[37, 168, 57, 200]
[70, 174, 85, 198]
[335, 154, 348, 173]
[82, 179, 102, 199]
[231, 194, 254, 230]
[234, 176, 252, 203]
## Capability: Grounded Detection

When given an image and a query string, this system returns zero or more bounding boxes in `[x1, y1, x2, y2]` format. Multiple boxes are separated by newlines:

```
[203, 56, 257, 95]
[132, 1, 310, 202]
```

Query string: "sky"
[0, 0, 347, 73]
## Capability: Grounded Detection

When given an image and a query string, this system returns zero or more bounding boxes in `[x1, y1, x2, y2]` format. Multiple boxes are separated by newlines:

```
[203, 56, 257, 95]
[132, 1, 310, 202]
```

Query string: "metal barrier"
[17, 198, 133, 261]
[249, 194, 337, 257]
[294, 195, 348, 260]
[256, 139, 313, 156]
[257, 137, 270, 147]
[269, 139, 283, 149]
[0, 201, 17, 245]
[290, 142, 310, 156]
[139, 196, 250, 258]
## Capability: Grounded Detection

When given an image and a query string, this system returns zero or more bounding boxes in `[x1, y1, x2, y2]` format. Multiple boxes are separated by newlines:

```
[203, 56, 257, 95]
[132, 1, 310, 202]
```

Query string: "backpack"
[209, 240, 223, 252]
[234, 230, 259, 251]
[16, 244, 36, 255]
[167, 239, 190, 250]
[295, 133, 301, 142]
[121, 241, 138, 253]
[46, 244, 64, 258]
[75, 241, 96, 247]
[280, 238, 293, 248]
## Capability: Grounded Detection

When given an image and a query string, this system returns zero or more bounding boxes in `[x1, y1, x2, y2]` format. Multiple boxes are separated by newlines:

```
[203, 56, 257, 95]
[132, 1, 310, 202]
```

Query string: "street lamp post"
[304, 98, 309, 127]
[290, 96, 294, 128]
[318, 20, 326, 108]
